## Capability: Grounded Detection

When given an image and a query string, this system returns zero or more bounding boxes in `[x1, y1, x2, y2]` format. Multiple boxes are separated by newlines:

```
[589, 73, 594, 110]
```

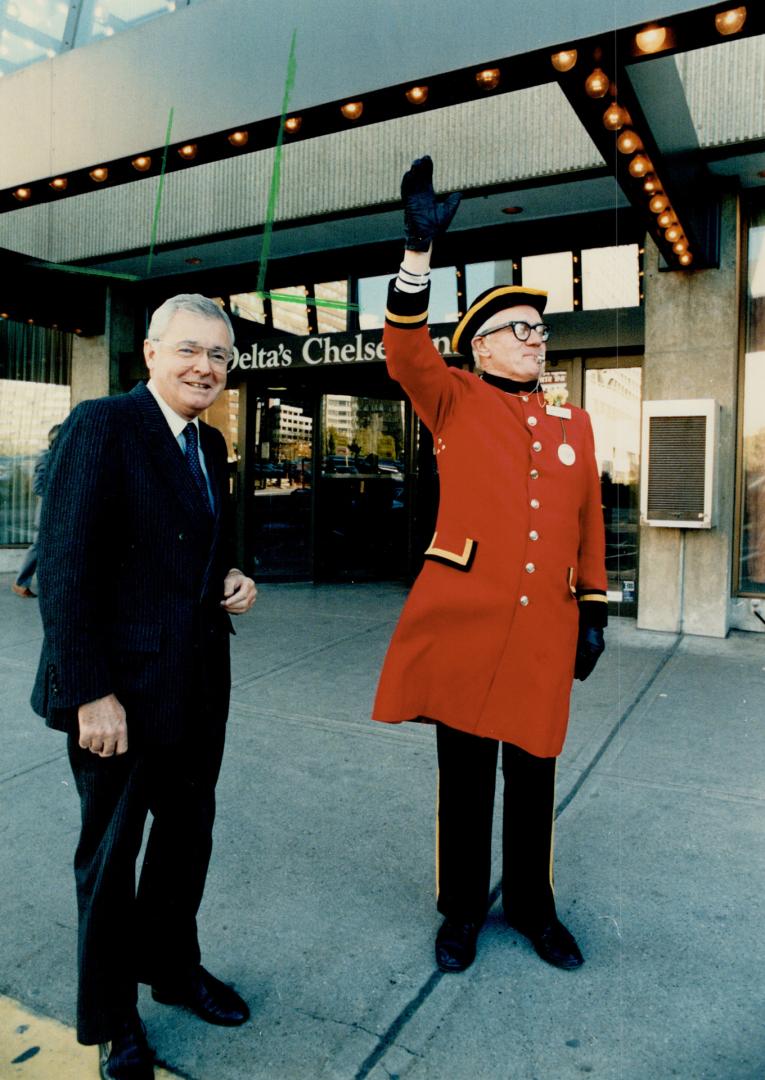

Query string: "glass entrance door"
[315, 395, 407, 580]
[584, 365, 642, 611]
[248, 394, 314, 578]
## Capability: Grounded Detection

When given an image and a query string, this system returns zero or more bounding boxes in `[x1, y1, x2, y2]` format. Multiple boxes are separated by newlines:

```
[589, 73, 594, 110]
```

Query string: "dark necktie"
[183, 422, 212, 513]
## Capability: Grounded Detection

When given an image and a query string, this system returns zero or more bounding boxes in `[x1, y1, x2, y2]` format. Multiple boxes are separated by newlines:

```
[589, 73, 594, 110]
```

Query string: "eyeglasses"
[152, 339, 233, 368]
[477, 320, 550, 343]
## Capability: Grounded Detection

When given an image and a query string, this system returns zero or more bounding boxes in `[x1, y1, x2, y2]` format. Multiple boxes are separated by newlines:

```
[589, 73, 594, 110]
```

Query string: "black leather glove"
[574, 625, 605, 681]
[401, 156, 462, 251]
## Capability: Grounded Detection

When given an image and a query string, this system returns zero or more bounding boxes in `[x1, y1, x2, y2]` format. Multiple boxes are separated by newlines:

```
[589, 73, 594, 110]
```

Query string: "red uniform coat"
[373, 284, 607, 758]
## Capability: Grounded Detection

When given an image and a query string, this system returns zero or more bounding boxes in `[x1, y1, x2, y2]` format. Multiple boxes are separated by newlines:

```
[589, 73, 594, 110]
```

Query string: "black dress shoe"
[509, 917, 584, 970]
[435, 918, 481, 973]
[99, 1013, 154, 1080]
[152, 965, 250, 1026]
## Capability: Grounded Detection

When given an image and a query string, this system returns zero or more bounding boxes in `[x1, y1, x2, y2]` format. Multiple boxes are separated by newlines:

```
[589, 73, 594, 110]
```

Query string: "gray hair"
[148, 294, 235, 347]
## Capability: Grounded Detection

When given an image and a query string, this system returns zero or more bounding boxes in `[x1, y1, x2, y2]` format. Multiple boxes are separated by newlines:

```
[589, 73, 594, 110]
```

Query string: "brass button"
[529, 530, 539, 541]
[520, 595, 529, 606]
[525, 562, 536, 573]
[530, 468, 539, 479]
[532, 440, 542, 452]
[528, 416, 538, 427]
[530, 498, 540, 509]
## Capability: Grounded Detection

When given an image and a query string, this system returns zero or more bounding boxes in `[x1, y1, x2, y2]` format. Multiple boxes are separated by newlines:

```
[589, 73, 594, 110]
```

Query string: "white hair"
[148, 294, 234, 347]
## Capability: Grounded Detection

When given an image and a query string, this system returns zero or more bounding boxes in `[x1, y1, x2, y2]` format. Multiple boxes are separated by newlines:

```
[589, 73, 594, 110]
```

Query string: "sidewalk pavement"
[0, 573, 763, 1080]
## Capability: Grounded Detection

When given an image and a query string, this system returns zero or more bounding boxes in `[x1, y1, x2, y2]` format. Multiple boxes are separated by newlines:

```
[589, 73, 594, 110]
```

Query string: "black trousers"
[67, 716, 226, 1044]
[436, 723, 557, 929]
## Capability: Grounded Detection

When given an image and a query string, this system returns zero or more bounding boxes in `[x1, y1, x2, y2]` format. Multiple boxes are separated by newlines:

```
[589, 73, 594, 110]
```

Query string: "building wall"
[638, 194, 739, 637]
[71, 335, 109, 405]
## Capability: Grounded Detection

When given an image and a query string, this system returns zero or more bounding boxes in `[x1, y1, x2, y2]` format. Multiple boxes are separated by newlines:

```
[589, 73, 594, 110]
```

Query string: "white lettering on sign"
[231, 332, 450, 372]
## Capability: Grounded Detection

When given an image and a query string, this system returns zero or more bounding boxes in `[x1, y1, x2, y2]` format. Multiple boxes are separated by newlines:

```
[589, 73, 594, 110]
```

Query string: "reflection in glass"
[250, 395, 313, 578]
[271, 285, 309, 336]
[358, 274, 389, 330]
[521, 252, 574, 313]
[315, 281, 348, 334]
[465, 259, 516, 304]
[317, 396, 407, 579]
[76, 0, 178, 46]
[359, 269, 458, 330]
[585, 367, 642, 604]
[200, 388, 239, 492]
[582, 244, 640, 310]
[741, 224, 765, 593]
[230, 292, 266, 325]
[0, 379, 70, 544]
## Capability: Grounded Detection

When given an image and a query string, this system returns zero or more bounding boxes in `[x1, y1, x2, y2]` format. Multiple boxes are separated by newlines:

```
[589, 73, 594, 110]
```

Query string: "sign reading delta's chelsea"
[228, 329, 455, 372]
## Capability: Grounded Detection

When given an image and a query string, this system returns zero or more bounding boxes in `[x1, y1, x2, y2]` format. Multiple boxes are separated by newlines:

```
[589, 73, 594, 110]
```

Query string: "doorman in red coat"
[373, 158, 608, 973]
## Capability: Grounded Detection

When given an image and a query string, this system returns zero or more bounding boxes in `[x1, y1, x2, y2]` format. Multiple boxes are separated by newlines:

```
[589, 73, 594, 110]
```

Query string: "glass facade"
[0, 0, 203, 76]
[585, 366, 642, 606]
[0, 320, 71, 545]
[740, 212, 765, 594]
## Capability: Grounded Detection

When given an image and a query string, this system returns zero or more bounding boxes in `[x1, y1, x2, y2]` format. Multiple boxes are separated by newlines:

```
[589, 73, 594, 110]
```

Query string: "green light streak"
[262, 292, 359, 311]
[36, 262, 141, 282]
[255, 30, 297, 295]
[146, 106, 175, 276]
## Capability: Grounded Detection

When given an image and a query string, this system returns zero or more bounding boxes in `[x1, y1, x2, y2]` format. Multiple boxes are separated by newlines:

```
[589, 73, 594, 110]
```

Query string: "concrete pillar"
[70, 334, 109, 405]
[638, 195, 739, 637]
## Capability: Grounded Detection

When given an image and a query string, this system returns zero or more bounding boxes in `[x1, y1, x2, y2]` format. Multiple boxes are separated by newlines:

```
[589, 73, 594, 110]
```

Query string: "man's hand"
[78, 693, 128, 757]
[221, 569, 257, 614]
[574, 626, 605, 681]
[402, 156, 462, 252]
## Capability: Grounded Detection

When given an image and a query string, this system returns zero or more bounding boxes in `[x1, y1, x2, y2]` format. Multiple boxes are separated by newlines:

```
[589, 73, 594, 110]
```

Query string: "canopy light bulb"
[178, 144, 198, 160]
[584, 67, 609, 98]
[603, 103, 626, 130]
[665, 225, 683, 242]
[679, 252, 693, 266]
[617, 129, 642, 154]
[284, 116, 302, 133]
[715, 7, 746, 36]
[405, 85, 428, 104]
[475, 68, 501, 90]
[643, 175, 660, 194]
[227, 130, 249, 146]
[13, 187, 32, 201]
[131, 155, 151, 172]
[658, 211, 675, 228]
[635, 26, 669, 53]
[340, 101, 363, 120]
[89, 167, 108, 182]
[551, 50, 577, 72]
[673, 239, 688, 254]
[49, 177, 68, 191]
[649, 194, 669, 213]
[628, 154, 651, 177]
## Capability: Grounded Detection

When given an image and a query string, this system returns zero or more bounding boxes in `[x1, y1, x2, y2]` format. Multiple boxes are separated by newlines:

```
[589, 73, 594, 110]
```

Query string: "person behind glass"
[373, 158, 607, 975]
[31, 294, 257, 1079]
[11, 423, 61, 598]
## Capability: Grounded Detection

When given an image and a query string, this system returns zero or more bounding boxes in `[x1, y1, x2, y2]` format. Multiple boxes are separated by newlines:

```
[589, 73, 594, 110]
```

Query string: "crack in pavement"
[351, 635, 683, 1080]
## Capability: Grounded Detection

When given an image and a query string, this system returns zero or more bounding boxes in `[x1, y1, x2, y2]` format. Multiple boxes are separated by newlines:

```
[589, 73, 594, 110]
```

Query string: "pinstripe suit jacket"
[31, 381, 236, 744]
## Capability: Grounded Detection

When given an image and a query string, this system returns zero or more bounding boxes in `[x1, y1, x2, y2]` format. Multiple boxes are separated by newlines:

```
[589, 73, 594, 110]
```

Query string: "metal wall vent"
[640, 400, 719, 529]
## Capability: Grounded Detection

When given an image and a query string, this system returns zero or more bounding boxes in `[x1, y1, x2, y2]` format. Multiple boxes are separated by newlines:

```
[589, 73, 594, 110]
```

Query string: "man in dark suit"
[32, 293, 256, 1080]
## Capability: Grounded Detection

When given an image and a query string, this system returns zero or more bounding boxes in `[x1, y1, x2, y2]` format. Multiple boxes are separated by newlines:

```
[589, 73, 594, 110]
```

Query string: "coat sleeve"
[36, 399, 118, 709]
[576, 411, 608, 629]
[383, 280, 462, 433]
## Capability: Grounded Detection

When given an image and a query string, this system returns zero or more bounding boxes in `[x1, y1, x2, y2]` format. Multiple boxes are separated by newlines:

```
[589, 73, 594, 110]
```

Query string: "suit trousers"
[67, 712, 226, 1044]
[436, 722, 557, 928]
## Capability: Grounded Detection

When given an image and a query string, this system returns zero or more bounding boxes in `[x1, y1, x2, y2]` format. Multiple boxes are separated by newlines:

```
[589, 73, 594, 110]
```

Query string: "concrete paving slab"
[1, 573, 762, 1080]
[364, 770, 765, 1080]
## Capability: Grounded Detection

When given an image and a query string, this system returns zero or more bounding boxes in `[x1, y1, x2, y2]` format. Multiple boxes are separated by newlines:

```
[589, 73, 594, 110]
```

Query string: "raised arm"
[383, 156, 462, 433]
